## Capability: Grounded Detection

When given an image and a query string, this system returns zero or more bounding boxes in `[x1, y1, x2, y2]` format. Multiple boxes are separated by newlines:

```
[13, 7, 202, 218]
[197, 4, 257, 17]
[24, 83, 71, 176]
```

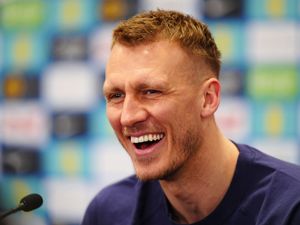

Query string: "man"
[82, 9, 300, 225]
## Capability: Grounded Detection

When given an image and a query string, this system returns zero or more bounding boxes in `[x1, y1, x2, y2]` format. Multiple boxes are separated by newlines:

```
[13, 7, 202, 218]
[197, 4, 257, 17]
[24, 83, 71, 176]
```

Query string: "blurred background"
[0, 0, 299, 224]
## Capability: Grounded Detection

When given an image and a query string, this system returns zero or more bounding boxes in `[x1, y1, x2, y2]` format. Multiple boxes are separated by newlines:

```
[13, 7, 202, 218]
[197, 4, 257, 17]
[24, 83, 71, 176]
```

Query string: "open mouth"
[131, 134, 164, 150]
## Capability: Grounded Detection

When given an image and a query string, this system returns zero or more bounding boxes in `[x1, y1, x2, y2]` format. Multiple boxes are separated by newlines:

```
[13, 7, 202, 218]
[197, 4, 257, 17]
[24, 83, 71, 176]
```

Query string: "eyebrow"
[135, 82, 159, 90]
[102, 76, 169, 96]
[134, 80, 171, 95]
[102, 81, 117, 97]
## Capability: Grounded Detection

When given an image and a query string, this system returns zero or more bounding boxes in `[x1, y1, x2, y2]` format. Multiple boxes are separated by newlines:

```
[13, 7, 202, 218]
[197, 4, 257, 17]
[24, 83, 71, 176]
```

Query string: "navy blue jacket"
[82, 144, 300, 225]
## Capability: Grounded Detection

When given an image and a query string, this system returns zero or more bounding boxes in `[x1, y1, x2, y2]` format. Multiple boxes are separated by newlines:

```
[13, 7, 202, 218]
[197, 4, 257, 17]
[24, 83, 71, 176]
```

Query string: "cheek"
[149, 106, 174, 127]
[152, 100, 200, 132]
[152, 101, 187, 121]
[106, 107, 121, 131]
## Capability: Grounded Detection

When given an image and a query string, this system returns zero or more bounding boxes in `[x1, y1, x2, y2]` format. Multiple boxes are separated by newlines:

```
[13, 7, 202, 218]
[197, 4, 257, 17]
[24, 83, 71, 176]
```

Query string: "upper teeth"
[131, 134, 164, 143]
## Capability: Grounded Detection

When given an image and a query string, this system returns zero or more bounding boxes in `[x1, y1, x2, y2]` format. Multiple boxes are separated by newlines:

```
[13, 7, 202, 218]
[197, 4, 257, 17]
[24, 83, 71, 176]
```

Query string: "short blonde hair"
[112, 9, 221, 77]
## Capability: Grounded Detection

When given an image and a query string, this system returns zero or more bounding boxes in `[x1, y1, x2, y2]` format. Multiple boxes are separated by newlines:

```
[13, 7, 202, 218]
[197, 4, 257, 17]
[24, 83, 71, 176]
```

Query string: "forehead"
[107, 40, 188, 71]
[104, 40, 199, 91]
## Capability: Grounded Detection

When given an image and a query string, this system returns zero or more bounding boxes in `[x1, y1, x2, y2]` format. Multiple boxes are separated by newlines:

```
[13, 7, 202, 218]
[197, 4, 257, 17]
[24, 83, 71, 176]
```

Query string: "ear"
[200, 78, 221, 118]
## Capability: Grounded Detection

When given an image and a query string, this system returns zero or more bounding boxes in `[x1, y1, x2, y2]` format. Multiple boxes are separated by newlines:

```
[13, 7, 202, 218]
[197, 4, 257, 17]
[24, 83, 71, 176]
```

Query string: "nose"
[120, 95, 148, 127]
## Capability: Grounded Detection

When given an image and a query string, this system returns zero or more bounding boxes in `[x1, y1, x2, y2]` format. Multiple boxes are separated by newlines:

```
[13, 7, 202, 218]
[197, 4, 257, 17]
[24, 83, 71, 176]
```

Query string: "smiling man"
[82, 10, 300, 225]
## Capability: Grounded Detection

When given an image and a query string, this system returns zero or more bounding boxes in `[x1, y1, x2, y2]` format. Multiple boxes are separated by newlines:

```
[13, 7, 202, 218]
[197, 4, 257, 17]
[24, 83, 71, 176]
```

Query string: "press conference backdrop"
[0, 0, 299, 224]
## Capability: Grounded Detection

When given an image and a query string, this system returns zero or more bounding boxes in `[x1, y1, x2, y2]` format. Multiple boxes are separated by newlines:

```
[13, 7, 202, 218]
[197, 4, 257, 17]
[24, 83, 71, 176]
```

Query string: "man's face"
[104, 40, 206, 181]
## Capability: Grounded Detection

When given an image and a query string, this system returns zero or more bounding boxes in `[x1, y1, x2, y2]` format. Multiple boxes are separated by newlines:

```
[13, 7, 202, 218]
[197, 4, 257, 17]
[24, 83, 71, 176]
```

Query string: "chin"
[134, 162, 182, 182]
[134, 166, 159, 181]
[134, 164, 165, 181]
[136, 173, 157, 182]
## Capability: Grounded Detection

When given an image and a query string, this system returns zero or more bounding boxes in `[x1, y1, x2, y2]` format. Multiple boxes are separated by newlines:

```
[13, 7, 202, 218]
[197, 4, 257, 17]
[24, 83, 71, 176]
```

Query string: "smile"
[130, 133, 164, 150]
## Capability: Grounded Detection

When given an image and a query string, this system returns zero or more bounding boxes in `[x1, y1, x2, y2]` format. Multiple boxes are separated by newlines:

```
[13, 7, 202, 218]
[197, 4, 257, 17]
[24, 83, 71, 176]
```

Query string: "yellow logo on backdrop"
[265, 104, 284, 136]
[214, 28, 233, 63]
[13, 36, 32, 67]
[266, 0, 285, 17]
[12, 180, 32, 204]
[61, 1, 81, 27]
[59, 142, 82, 176]
[102, 0, 125, 21]
[4, 76, 25, 98]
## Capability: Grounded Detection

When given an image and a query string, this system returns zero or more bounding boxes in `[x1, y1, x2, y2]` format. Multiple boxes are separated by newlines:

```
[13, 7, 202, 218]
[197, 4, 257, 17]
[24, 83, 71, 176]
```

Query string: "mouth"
[130, 133, 165, 150]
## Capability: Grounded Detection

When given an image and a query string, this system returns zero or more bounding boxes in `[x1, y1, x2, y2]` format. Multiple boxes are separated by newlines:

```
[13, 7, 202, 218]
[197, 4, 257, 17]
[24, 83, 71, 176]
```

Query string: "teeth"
[144, 135, 149, 141]
[131, 134, 164, 143]
[149, 134, 153, 141]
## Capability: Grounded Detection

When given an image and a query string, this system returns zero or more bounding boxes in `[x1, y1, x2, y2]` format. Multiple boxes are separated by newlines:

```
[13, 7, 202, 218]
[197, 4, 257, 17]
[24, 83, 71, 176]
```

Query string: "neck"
[159, 128, 239, 224]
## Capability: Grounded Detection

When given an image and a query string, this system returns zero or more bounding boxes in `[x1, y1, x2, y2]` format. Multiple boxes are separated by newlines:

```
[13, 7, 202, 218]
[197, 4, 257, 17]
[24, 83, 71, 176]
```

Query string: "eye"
[106, 92, 125, 102]
[143, 89, 161, 95]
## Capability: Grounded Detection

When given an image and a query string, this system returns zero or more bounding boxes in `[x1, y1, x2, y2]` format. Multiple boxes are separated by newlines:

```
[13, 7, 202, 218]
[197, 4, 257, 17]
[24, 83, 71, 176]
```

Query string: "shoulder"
[82, 175, 141, 225]
[237, 143, 300, 182]
[96, 174, 140, 203]
[236, 143, 300, 223]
